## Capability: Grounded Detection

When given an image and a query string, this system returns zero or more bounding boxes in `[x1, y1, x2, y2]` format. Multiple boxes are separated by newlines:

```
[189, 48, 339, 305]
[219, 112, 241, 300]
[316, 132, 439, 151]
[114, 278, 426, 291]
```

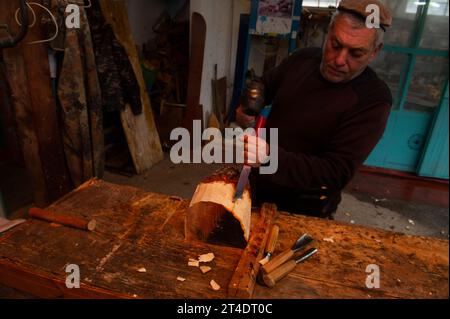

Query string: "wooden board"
[99, 0, 164, 174]
[228, 203, 277, 298]
[215, 77, 227, 127]
[0, 180, 448, 299]
[0, 49, 48, 207]
[0, 63, 23, 166]
[0, 0, 72, 206]
[182, 12, 206, 132]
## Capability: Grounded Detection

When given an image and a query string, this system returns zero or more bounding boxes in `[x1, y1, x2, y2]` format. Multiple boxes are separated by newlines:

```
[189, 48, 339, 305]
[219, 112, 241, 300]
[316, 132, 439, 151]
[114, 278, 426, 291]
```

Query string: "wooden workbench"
[0, 179, 448, 299]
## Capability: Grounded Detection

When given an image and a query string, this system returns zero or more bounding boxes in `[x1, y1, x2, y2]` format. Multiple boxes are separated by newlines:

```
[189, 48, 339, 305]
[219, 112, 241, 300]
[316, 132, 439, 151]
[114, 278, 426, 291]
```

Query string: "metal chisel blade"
[292, 234, 314, 252]
[233, 165, 251, 202]
[295, 248, 318, 264]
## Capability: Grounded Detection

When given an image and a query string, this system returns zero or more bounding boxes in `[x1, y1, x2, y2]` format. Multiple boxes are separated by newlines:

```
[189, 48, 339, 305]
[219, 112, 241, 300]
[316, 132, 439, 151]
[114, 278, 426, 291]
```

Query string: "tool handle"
[254, 105, 271, 137]
[29, 207, 96, 231]
[266, 225, 279, 255]
[262, 248, 294, 274]
[262, 260, 296, 288]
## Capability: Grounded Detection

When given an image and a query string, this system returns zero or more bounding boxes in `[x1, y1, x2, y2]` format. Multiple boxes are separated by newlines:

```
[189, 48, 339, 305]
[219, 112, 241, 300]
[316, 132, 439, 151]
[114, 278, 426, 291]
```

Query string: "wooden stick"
[227, 203, 278, 298]
[28, 207, 96, 232]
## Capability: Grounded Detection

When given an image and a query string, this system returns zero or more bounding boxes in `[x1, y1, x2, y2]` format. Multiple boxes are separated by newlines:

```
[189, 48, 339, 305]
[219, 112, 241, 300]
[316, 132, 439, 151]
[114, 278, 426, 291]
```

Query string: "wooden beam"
[0, 60, 23, 166]
[99, 0, 164, 174]
[182, 12, 206, 133]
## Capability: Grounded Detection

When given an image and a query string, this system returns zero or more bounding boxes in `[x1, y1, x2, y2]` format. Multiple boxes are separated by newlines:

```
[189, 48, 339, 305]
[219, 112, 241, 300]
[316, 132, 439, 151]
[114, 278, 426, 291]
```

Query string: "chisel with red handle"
[233, 105, 272, 201]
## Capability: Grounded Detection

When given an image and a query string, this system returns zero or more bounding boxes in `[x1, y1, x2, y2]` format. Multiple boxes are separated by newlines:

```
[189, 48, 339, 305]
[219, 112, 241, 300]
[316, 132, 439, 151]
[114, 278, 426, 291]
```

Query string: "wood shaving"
[200, 266, 212, 274]
[199, 253, 215, 263]
[323, 237, 335, 243]
[177, 277, 186, 282]
[137, 267, 147, 273]
[210, 279, 220, 291]
[188, 260, 200, 267]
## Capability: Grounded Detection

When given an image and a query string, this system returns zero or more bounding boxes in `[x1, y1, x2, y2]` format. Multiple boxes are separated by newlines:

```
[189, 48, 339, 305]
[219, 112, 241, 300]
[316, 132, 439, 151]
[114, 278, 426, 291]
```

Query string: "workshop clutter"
[142, 11, 189, 114]
[0, 0, 164, 207]
[140, 9, 190, 150]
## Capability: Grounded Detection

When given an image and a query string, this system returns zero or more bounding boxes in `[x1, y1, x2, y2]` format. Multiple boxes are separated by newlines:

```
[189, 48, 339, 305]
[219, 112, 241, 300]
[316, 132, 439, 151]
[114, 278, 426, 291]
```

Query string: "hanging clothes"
[44, 0, 104, 187]
[87, 0, 143, 116]
[41, 0, 66, 52]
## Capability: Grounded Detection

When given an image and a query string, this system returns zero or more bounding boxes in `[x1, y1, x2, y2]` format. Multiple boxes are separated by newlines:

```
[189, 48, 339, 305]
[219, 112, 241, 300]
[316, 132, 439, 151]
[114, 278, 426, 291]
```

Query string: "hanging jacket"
[46, 0, 104, 187]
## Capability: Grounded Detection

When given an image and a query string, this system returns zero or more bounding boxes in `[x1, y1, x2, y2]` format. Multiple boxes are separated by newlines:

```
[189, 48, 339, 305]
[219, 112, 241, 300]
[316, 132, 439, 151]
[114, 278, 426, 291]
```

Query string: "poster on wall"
[256, 0, 294, 35]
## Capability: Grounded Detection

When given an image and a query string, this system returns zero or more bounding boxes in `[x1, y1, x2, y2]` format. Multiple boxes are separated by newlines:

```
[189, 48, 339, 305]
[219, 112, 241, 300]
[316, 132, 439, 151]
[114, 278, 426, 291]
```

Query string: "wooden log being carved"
[185, 167, 251, 248]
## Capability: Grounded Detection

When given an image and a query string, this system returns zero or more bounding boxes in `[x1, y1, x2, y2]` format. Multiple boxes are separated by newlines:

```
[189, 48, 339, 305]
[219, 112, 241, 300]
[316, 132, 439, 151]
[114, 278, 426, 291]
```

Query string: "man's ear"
[370, 42, 384, 62]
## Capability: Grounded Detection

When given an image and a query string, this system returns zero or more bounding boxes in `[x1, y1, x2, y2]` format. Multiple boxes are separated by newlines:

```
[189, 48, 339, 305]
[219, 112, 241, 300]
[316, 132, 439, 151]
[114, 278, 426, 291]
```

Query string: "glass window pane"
[379, 0, 420, 47]
[302, 0, 339, 8]
[405, 55, 449, 112]
[420, 1, 449, 50]
[370, 51, 410, 110]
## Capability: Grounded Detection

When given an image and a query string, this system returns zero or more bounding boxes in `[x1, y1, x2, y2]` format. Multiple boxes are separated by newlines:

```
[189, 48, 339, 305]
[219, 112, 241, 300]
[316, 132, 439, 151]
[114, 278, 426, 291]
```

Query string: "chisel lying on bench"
[262, 248, 318, 288]
[261, 233, 313, 274]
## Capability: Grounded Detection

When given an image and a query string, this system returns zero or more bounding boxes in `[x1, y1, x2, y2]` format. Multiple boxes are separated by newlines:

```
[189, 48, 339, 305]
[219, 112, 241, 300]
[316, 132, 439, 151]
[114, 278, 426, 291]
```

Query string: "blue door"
[366, 0, 449, 178]
[417, 83, 449, 179]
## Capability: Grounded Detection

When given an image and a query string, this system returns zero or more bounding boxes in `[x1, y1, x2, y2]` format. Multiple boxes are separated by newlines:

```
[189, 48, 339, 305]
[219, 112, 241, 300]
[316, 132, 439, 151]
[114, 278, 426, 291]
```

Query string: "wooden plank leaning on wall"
[99, 0, 164, 174]
[0, 0, 72, 207]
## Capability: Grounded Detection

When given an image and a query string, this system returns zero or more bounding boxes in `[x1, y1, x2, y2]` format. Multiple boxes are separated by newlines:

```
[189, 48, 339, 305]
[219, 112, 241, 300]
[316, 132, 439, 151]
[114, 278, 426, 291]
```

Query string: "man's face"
[320, 15, 383, 83]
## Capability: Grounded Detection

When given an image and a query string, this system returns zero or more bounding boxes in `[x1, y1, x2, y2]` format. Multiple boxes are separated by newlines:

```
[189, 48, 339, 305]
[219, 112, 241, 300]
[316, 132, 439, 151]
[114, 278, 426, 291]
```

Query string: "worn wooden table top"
[0, 179, 448, 299]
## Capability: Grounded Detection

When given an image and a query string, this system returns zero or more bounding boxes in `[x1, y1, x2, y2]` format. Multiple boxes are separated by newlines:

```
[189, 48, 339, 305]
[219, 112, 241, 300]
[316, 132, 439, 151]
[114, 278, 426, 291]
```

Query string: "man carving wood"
[237, 0, 393, 218]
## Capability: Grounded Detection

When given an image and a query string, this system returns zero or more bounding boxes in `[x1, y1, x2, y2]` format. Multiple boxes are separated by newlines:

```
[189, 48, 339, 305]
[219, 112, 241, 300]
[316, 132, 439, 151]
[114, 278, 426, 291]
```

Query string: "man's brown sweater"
[251, 47, 392, 218]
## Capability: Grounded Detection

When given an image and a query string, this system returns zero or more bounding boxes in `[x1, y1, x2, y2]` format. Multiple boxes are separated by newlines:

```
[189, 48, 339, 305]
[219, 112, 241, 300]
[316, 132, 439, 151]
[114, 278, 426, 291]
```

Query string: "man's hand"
[236, 106, 256, 129]
[240, 134, 270, 168]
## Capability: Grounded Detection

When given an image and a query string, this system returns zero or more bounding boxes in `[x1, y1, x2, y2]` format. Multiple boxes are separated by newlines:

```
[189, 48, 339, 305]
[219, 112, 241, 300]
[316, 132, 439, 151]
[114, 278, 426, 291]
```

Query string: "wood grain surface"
[0, 179, 447, 299]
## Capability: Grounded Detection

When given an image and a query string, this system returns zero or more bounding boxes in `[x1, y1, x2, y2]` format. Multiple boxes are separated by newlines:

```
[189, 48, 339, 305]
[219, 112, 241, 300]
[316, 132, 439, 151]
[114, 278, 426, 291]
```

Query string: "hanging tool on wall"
[0, 0, 29, 49]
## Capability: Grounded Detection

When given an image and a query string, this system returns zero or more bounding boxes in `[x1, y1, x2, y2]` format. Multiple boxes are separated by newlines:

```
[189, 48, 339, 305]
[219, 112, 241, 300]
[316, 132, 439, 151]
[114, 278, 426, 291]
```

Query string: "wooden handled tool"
[262, 233, 313, 274]
[29, 207, 96, 231]
[262, 248, 318, 288]
[259, 225, 280, 266]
